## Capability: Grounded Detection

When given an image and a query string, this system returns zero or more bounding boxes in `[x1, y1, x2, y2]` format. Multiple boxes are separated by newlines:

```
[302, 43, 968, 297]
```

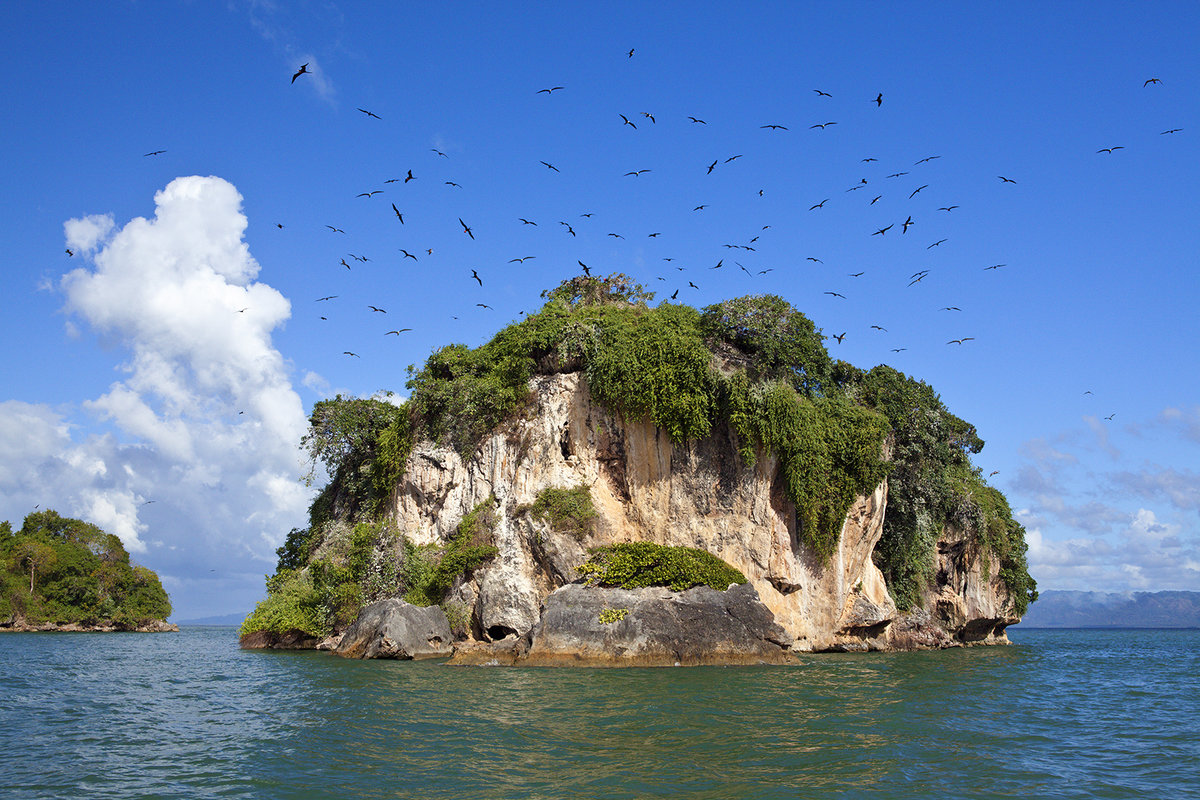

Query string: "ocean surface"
[2, 627, 1197, 799]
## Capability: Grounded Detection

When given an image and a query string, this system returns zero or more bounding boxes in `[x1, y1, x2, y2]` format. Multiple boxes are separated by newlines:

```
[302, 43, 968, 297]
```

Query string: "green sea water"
[2, 626, 1197, 799]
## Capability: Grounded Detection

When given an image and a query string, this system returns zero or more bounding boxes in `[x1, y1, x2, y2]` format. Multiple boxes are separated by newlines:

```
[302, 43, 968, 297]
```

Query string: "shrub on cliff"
[577, 542, 747, 592]
[517, 485, 597, 540]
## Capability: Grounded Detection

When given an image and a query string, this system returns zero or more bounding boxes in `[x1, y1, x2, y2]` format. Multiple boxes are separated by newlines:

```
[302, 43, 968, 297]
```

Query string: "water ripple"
[1, 628, 1198, 798]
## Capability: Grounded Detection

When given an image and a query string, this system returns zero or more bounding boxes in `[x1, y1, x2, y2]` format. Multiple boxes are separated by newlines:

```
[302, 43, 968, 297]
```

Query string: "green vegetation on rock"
[242, 499, 499, 637]
[402, 498, 499, 607]
[578, 542, 748, 592]
[0, 510, 171, 627]
[259, 272, 1035, 633]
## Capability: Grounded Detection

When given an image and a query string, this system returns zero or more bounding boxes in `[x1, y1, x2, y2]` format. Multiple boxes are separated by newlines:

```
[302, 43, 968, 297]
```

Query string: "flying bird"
[627, 48, 635, 58]
[813, 89, 832, 97]
[143, 150, 166, 157]
[870, 195, 882, 205]
[902, 215, 914, 233]
[689, 281, 699, 289]
[824, 291, 846, 298]
[1104, 413, 1116, 420]
[357, 108, 381, 119]
[940, 306, 961, 311]
[707, 159, 719, 174]
[937, 205, 959, 212]
[537, 86, 565, 94]
[998, 176, 1017, 183]
[404, 170, 415, 183]
[431, 148, 448, 157]
[946, 338, 975, 345]
[1096, 146, 1124, 154]
[688, 116, 707, 124]
[625, 169, 651, 176]
[65, 248, 73, 256]
[725, 154, 742, 163]
[848, 271, 864, 277]
[386, 329, 412, 335]
[368, 305, 386, 313]
[873, 224, 893, 235]
[810, 122, 837, 129]
[1144, 77, 1162, 86]
[326, 225, 345, 233]
[459, 218, 474, 239]
[810, 199, 829, 210]
[344, 351, 360, 357]
[399, 249, 418, 261]
[874, 93, 883, 106]
[518, 218, 537, 226]
[760, 124, 788, 130]
[984, 263, 1006, 270]
[559, 221, 576, 236]
[909, 184, 928, 199]
[316, 296, 337, 302]
[471, 269, 482, 286]
[620, 114, 637, 129]
[1160, 128, 1183, 134]
[445, 181, 461, 187]
[340, 258, 351, 270]
[693, 205, 707, 211]
[871, 325, 887, 332]
[578, 261, 591, 275]
[291, 63, 309, 83]
[392, 204, 404, 223]
[832, 332, 847, 343]
[477, 303, 493, 310]
[357, 190, 382, 197]
[540, 160, 560, 172]
[642, 112, 656, 123]
[928, 239, 948, 248]
[887, 172, 909, 179]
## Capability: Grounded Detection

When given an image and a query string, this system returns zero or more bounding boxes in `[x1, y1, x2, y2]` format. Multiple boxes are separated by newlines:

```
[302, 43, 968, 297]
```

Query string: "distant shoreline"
[0, 620, 177, 633]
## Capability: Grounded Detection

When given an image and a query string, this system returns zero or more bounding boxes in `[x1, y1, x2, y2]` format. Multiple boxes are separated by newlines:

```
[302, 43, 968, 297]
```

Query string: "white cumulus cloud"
[0, 176, 313, 614]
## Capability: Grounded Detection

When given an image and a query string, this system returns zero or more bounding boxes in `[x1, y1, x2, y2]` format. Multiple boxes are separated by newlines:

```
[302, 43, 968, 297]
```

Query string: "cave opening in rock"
[488, 625, 517, 641]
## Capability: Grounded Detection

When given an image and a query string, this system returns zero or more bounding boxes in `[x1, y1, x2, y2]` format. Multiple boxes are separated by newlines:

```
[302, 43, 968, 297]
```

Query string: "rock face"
[382, 372, 1019, 658]
[334, 599, 453, 660]
[524, 582, 792, 666]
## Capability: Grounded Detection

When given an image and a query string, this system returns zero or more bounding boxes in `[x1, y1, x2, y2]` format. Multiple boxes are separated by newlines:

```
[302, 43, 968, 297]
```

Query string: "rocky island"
[1, 510, 175, 633]
[241, 275, 1036, 664]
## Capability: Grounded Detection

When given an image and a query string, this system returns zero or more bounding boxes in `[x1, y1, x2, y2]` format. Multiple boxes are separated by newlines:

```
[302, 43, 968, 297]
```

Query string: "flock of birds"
[130, 57, 1180, 425]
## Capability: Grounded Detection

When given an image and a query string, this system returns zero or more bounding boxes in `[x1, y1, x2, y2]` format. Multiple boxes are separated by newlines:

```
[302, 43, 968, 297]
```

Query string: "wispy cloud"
[1013, 406, 1200, 592]
[242, 1, 338, 103]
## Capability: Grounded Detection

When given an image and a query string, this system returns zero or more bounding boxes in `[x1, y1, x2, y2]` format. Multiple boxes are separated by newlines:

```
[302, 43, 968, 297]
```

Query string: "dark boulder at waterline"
[334, 598, 454, 660]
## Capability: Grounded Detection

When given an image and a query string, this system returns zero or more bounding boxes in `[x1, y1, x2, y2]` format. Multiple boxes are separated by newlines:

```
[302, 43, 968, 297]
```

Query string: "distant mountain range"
[1019, 591, 1200, 628]
[174, 612, 245, 626]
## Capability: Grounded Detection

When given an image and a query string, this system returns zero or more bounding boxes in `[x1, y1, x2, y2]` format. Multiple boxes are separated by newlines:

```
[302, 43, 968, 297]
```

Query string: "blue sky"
[1, 2, 1197, 619]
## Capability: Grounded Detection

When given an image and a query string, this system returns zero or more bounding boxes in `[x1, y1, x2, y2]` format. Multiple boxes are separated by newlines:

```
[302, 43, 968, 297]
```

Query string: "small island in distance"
[0, 509, 175, 632]
[1019, 590, 1200, 629]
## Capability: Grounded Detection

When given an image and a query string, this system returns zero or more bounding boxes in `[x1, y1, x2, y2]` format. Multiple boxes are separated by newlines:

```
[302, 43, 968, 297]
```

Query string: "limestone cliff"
[384, 372, 1020, 654]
